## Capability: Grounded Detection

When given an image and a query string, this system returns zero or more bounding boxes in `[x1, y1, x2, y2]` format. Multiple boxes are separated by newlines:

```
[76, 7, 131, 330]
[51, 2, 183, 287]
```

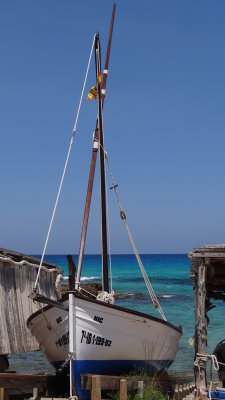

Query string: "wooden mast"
[95, 32, 109, 293]
[75, 5, 116, 289]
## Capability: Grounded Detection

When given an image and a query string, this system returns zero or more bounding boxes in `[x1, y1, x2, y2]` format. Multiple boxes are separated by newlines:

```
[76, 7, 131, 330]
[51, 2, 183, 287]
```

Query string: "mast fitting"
[93, 140, 99, 150]
[120, 210, 126, 221]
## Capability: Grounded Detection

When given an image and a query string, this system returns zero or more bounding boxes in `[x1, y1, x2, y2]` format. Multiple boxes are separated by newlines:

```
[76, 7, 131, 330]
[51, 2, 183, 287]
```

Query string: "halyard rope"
[101, 106, 113, 295]
[105, 152, 167, 321]
[33, 34, 96, 292]
[105, 156, 113, 294]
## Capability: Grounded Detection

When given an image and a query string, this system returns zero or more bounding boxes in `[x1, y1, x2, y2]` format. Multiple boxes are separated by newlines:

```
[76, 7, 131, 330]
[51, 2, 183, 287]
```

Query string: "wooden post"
[194, 260, 207, 396]
[67, 255, 76, 291]
[186, 383, 190, 395]
[174, 384, 179, 400]
[137, 380, 144, 399]
[91, 375, 101, 400]
[120, 379, 127, 400]
[178, 384, 183, 400]
[0, 388, 9, 400]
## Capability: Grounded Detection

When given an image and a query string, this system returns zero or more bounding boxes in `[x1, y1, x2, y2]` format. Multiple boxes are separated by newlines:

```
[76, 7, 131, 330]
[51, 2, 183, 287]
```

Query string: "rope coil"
[97, 290, 115, 304]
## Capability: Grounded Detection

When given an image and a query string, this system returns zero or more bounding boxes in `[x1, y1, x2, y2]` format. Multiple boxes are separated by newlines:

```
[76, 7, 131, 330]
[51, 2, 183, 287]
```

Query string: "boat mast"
[95, 33, 109, 293]
[75, 5, 116, 290]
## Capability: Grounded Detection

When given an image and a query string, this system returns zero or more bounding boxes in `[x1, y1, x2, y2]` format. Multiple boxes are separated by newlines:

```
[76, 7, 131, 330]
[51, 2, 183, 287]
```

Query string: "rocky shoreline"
[60, 282, 164, 300]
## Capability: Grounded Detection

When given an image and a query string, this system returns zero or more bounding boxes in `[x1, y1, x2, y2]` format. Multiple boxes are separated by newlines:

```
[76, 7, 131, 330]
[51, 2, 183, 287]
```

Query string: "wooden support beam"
[194, 260, 207, 396]
[81, 374, 148, 391]
[0, 388, 8, 400]
[0, 373, 51, 389]
[137, 380, 144, 399]
[30, 387, 39, 400]
[119, 379, 127, 400]
[67, 255, 76, 291]
[91, 375, 101, 400]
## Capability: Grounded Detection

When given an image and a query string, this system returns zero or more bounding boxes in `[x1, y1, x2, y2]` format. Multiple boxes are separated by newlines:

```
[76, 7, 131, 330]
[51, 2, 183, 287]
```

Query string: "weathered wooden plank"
[0, 387, 8, 400]
[0, 373, 52, 389]
[67, 255, 75, 291]
[91, 375, 101, 400]
[81, 374, 146, 390]
[189, 252, 225, 259]
[120, 379, 127, 400]
[190, 244, 225, 252]
[194, 261, 207, 395]
[0, 248, 59, 269]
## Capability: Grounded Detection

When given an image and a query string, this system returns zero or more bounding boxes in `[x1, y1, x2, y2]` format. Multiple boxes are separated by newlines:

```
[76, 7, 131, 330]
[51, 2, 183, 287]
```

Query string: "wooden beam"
[67, 255, 76, 291]
[194, 260, 207, 395]
[91, 375, 101, 400]
[0, 373, 52, 389]
[189, 252, 225, 259]
[0, 388, 8, 400]
[119, 379, 127, 400]
[81, 374, 147, 391]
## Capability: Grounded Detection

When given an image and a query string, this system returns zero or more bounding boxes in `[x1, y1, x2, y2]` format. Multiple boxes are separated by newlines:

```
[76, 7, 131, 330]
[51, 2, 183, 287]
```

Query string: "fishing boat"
[27, 6, 182, 399]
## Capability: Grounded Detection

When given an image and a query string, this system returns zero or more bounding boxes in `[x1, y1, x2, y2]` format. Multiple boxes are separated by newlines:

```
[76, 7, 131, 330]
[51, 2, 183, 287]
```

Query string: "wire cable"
[33, 34, 96, 292]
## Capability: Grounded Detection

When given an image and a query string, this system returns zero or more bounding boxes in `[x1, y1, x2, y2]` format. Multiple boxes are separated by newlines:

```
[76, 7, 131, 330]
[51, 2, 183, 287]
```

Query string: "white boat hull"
[27, 293, 181, 399]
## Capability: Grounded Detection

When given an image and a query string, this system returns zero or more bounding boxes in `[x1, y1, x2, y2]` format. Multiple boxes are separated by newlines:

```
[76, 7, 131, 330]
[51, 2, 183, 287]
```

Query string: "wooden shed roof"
[0, 247, 59, 270]
[188, 244, 225, 260]
[188, 244, 225, 301]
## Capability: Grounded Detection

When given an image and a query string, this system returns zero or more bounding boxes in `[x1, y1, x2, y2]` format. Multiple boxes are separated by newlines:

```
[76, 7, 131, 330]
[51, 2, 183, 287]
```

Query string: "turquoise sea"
[9, 254, 225, 377]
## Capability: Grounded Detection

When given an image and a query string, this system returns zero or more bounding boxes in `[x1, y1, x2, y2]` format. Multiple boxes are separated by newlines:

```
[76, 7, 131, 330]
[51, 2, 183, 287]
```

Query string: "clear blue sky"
[1, 1, 225, 255]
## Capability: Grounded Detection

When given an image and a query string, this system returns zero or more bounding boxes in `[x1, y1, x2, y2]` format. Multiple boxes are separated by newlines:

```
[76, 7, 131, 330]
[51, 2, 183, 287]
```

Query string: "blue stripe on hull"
[72, 359, 172, 400]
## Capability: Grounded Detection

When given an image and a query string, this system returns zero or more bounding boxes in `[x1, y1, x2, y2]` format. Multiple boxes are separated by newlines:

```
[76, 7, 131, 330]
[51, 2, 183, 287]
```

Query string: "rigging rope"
[105, 165, 114, 293]
[105, 153, 167, 321]
[33, 34, 96, 292]
[101, 107, 113, 294]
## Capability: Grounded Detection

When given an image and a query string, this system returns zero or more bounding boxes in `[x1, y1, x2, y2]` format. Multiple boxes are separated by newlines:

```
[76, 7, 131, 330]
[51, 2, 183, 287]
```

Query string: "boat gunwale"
[27, 291, 182, 334]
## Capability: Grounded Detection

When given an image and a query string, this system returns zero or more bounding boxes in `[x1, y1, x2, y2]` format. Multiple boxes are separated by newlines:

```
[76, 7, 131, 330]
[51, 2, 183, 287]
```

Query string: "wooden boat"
[27, 293, 181, 398]
[27, 6, 182, 399]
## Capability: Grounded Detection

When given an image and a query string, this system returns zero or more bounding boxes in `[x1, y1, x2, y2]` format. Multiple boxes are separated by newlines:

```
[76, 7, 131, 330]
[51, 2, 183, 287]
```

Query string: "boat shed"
[188, 244, 225, 397]
[0, 248, 62, 357]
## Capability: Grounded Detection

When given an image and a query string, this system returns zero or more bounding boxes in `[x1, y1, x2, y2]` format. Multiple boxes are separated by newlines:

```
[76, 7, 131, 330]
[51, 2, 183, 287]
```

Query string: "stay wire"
[105, 152, 167, 321]
[33, 34, 96, 292]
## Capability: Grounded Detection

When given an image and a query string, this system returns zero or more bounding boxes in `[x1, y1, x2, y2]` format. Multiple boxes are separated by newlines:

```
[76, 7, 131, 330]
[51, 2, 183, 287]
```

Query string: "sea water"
[9, 254, 225, 376]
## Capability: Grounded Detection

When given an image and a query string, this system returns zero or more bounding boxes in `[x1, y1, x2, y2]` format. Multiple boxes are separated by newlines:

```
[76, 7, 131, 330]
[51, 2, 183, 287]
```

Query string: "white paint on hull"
[27, 293, 181, 367]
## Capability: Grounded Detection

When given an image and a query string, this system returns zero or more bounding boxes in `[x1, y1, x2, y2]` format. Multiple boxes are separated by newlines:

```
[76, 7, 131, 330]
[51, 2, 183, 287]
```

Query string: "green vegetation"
[108, 369, 167, 400]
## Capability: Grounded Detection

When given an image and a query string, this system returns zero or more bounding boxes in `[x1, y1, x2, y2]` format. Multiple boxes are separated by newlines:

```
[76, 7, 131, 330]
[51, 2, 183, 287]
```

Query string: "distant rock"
[61, 282, 147, 299]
